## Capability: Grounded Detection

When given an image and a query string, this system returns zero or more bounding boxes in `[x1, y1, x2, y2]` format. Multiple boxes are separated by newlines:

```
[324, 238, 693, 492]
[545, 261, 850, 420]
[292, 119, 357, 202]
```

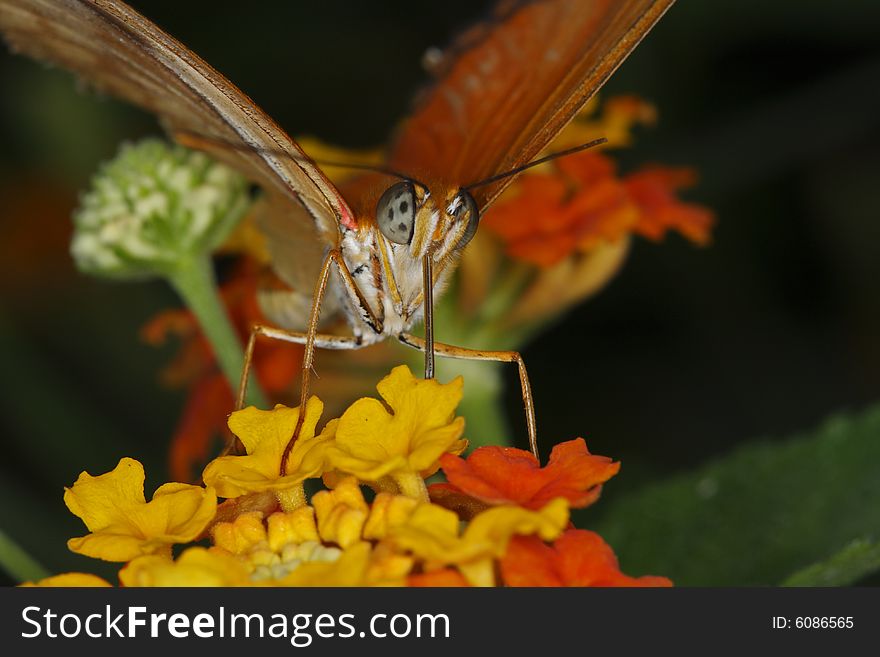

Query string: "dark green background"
[0, 0, 878, 584]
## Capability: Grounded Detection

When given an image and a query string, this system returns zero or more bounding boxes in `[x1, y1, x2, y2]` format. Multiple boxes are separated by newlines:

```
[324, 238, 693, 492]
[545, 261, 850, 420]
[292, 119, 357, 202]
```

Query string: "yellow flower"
[326, 365, 467, 498]
[64, 457, 216, 562]
[387, 498, 570, 586]
[21, 573, 113, 587]
[202, 397, 331, 510]
[120, 547, 251, 587]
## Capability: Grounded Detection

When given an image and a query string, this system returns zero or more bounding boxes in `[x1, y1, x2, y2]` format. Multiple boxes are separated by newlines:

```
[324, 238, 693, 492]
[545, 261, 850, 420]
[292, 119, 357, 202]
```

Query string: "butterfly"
[0, 0, 674, 459]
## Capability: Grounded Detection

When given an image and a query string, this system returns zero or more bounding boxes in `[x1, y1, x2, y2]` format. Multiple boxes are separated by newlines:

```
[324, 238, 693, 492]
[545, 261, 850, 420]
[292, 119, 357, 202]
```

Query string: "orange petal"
[482, 144, 714, 267]
[483, 152, 639, 267]
[482, 175, 568, 241]
[498, 535, 564, 586]
[436, 438, 619, 511]
[554, 530, 673, 587]
[501, 529, 672, 587]
[624, 166, 715, 245]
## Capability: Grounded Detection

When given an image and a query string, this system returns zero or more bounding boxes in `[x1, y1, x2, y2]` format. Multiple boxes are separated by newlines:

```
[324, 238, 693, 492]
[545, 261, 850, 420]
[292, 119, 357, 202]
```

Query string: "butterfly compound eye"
[452, 190, 480, 249]
[376, 181, 416, 245]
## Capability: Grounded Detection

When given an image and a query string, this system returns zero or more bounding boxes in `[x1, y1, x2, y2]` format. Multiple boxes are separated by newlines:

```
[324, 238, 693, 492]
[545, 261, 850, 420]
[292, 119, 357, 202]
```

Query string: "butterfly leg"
[297, 249, 384, 410]
[397, 333, 538, 459]
[264, 248, 384, 473]
[235, 325, 366, 411]
[227, 326, 363, 457]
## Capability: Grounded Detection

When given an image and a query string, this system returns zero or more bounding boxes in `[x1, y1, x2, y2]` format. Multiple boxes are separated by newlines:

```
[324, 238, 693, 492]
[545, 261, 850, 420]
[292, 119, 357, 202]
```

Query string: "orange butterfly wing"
[388, 0, 675, 210]
[0, 0, 353, 290]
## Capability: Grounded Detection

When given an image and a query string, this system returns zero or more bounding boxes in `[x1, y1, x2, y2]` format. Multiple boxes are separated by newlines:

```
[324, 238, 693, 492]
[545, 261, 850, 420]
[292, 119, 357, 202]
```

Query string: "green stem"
[475, 261, 533, 328]
[167, 255, 266, 408]
[0, 529, 49, 583]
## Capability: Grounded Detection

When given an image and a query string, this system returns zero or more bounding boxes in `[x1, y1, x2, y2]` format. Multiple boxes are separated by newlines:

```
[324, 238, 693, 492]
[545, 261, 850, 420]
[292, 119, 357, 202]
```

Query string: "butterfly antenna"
[173, 129, 427, 189]
[462, 137, 608, 192]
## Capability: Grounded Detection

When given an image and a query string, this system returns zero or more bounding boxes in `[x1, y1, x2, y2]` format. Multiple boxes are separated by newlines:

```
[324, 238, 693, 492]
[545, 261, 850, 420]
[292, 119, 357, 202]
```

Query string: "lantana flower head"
[71, 139, 250, 279]
[29, 365, 670, 588]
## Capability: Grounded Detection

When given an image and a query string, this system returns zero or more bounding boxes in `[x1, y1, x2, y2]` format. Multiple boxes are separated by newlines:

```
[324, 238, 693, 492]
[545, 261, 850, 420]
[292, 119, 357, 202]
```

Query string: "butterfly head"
[367, 180, 480, 324]
[375, 181, 479, 262]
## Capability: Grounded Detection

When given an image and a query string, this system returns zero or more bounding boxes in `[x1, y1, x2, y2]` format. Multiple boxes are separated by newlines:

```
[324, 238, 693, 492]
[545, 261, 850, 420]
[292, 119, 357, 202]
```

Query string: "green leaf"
[586, 404, 880, 585]
[782, 539, 880, 587]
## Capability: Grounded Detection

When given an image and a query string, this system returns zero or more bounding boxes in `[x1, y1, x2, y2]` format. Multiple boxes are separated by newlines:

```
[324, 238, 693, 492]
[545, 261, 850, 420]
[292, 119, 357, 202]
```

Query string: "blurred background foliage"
[0, 0, 879, 585]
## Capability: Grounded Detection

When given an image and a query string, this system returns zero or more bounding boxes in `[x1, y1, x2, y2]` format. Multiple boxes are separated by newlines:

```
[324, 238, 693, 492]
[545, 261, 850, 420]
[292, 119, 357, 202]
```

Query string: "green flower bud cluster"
[71, 139, 251, 278]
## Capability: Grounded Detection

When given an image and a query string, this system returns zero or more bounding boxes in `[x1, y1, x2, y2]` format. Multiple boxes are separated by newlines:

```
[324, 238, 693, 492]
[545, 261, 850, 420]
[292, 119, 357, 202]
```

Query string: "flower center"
[249, 540, 342, 582]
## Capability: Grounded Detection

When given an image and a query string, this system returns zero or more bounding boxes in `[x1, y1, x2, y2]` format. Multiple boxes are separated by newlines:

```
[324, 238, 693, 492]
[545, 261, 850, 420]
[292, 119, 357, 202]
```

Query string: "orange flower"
[482, 152, 637, 267]
[483, 150, 713, 267]
[500, 529, 672, 587]
[430, 438, 619, 512]
[143, 258, 302, 481]
[624, 166, 714, 245]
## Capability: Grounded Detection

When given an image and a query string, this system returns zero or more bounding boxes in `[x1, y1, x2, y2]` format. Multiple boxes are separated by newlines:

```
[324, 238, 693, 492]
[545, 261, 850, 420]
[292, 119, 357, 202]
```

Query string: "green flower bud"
[71, 139, 251, 278]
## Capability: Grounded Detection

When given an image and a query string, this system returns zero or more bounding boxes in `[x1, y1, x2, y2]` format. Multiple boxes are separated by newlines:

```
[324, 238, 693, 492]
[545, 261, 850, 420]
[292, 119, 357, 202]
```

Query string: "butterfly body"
[329, 183, 474, 344]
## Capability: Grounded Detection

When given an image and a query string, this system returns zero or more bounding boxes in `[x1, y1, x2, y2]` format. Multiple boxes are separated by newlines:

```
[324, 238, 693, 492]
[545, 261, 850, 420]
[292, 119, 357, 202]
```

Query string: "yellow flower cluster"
[29, 366, 571, 587]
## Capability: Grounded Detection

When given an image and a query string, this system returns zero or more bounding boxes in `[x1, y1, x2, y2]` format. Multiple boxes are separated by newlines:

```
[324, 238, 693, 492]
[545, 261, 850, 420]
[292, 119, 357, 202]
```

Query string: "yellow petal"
[135, 483, 218, 543]
[20, 573, 112, 587]
[387, 503, 464, 563]
[327, 366, 466, 489]
[463, 498, 570, 549]
[67, 532, 169, 562]
[64, 458, 217, 562]
[119, 548, 251, 587]
[387, 499, 570, 586]
[376, 365, 462, 431]
[203, 397, 330, 498]
[63, 457, 146, 533]
[549, 95, 656, 151]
